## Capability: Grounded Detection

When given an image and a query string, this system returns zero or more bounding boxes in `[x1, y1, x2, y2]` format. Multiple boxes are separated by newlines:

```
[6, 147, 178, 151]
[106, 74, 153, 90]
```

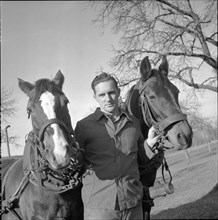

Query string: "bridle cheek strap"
[38, 118, 74, 142]
[140, 97, 154, 128]
[140, 92, 188, 132]
[35, 118, 76, 161]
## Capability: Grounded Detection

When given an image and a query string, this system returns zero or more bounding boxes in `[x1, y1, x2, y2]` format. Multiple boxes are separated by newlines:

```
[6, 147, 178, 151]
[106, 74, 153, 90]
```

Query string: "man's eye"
[109, 91, 115, 95]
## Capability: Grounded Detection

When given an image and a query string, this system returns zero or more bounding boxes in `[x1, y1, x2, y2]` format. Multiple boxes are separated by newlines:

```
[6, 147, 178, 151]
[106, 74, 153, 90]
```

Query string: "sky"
[1, 1, 217, 157]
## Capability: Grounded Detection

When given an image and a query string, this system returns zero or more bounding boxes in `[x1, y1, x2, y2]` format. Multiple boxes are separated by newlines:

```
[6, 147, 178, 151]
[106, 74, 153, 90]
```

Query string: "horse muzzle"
[166, 120, 193, 150]
[47, 150, 72, 170]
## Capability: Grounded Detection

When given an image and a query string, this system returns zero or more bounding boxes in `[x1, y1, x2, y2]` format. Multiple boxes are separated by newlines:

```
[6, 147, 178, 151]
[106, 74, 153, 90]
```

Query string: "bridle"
[138, 77, 188, 191]
[138, 77, 187, 149]
[35, 118, 78, 162]
[26, 108, 84, 193]
[1, 117, 84, 220]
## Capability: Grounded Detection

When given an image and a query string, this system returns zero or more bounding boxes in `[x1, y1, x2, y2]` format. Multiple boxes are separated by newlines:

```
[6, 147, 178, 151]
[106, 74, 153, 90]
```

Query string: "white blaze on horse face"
[40, 91, 68, 165]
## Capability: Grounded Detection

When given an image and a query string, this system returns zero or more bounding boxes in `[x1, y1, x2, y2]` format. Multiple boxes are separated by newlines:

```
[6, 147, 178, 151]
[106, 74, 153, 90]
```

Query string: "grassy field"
[1, 142, 217, 219]
[150, 141, 218, 219]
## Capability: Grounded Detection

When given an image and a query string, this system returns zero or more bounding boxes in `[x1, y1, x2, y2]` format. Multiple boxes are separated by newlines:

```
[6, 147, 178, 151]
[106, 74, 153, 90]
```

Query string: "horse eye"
[149, 95, 155, 100]
[61, 96, 69, 105]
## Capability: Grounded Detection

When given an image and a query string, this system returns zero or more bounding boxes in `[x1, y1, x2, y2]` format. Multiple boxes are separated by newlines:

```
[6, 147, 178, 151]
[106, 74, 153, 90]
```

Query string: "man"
[75, 73, 160, 220]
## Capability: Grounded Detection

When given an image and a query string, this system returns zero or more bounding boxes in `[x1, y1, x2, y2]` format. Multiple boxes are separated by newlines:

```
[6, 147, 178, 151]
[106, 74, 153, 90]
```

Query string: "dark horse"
[1, 71, 84, 220]
[123, 56, 193, 219]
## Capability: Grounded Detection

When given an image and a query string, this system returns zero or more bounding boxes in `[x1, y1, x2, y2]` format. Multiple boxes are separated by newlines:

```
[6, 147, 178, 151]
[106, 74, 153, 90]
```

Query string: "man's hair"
[91, 72, 119, 93]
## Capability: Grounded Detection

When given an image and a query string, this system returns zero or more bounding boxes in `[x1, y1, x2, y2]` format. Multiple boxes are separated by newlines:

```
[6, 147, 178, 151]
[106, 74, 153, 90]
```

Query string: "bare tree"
[1, 87, 16, 123]
[181, 100, 217, 145]
[90, 0, 217, 92]
[1, 87, 19, 146]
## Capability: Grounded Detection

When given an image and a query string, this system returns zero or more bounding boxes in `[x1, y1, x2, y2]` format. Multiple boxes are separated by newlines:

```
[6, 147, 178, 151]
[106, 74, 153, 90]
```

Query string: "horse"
[1, 71, 84, 220]
[123, 56, 193, 220]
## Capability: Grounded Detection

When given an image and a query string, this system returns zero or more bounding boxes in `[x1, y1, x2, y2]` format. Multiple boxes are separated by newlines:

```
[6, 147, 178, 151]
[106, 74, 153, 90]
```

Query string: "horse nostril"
[177, 133, 187, 146]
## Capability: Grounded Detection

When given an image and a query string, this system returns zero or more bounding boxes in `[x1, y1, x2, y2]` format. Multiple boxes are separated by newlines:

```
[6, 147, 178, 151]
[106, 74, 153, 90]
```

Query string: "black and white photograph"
[1, 1, 217, 219]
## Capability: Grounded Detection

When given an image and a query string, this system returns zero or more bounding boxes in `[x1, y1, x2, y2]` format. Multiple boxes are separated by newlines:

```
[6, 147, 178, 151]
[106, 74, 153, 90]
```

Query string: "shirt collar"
[94, 107, 132, 122]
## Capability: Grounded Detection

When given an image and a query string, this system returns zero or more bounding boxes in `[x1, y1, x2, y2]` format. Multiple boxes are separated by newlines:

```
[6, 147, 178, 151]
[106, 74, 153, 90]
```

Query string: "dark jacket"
[75, 108, 146, 210]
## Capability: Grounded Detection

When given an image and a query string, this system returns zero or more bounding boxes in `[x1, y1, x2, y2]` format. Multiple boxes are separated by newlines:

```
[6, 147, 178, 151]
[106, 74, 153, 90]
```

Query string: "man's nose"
[105, 94, 112, 101]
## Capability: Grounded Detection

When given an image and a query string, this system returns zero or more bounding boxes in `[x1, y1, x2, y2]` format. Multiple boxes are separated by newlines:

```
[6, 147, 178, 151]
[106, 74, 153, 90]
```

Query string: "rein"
[1, 160, 30, 220]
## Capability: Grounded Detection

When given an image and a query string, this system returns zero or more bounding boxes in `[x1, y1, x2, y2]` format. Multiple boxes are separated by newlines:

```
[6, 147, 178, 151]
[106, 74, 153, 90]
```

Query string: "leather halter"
[138, 77, 184, 189]
[27, 117, 84, 193]
[138, 78, 187, 133]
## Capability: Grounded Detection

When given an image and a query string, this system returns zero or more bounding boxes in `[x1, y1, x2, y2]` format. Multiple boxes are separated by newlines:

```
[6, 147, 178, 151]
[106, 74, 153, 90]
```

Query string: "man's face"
[94, 80, 120, 115]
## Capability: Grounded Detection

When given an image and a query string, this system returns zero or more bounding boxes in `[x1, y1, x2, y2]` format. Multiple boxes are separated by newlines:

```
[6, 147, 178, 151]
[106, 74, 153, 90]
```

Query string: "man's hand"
[146, 126, 161, 150]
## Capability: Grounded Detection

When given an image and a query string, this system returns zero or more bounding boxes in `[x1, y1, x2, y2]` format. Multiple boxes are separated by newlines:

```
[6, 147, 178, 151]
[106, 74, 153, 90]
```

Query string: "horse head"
[125, 56, 193, 150]
[18, 70, 78, 170]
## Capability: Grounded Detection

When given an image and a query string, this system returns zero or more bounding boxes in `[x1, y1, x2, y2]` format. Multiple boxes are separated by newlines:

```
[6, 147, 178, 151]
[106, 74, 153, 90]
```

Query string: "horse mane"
[33, 78, 64, 101]
[122, 85, 136, 113]
[124, 81, 150, 138]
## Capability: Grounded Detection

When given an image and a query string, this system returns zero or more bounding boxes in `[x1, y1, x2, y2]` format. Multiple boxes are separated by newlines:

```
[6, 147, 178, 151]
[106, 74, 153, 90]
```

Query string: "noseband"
[138, 78, 187, 148]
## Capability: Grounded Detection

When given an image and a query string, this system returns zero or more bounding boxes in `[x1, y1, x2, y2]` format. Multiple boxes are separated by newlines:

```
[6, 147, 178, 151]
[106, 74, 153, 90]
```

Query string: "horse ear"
[18, 78, 34, 97]
[159, 55, 168, 76]
[52, 70, 64, 90]
[140, 56, 152, 81]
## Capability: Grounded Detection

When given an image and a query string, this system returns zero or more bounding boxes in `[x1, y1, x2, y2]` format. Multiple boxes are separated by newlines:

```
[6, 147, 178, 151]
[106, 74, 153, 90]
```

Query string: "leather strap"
[158, 113, 187, 131]
[38, 118, 74, 142]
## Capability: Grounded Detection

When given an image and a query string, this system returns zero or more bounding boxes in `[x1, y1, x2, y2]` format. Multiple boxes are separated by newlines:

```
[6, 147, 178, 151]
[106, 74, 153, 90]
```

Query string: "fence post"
[207, 144, 212, 154]
[5, 125, 11, 157]
[184, 149, 191, 163]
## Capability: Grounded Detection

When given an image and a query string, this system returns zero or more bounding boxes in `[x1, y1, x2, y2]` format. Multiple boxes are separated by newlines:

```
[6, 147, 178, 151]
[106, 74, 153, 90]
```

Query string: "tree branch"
[174, 67, 218, 92]
[175, 76, 217, 92]
[156, 0, 193, 17]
